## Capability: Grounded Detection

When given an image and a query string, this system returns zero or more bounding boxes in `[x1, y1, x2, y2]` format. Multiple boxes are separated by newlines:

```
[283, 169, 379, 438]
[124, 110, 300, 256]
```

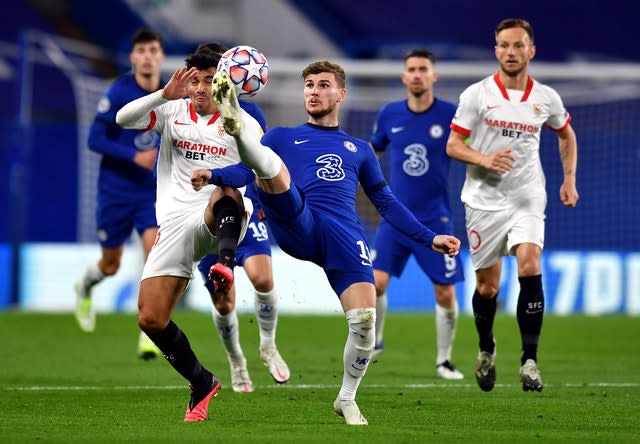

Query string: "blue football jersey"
[88, 74, 162, 199]
[262, 123, 385, 225]
[370, 98, 456, 222]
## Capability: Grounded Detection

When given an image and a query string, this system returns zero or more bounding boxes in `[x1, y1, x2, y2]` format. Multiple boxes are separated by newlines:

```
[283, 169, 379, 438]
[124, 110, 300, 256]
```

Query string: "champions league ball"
[217, 45, 269, 97]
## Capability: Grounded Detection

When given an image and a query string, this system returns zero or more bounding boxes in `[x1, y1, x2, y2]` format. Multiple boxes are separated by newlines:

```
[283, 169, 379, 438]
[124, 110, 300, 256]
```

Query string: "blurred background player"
[194, 43, 290, 393]
[211, 59, 461, 425]
[369, 48, 464, 380]
[447, 18, 579, 392]
[74, 29, 164, 360]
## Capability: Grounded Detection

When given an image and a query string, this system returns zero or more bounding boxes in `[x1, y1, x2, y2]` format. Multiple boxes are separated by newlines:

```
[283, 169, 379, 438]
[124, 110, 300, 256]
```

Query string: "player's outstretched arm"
[116, 67, 199, 129]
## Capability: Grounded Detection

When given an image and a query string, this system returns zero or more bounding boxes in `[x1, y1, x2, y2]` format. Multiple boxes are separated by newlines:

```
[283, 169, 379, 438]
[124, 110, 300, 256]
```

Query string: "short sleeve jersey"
[450, 73, 571, 211]
[147, 100, 262, 223]
[370, 98, 456, 222]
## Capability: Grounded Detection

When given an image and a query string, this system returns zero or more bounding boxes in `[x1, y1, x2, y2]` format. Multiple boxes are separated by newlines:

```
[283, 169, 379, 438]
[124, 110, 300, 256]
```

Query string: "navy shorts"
[258, 186, 374, 297]
[96, 196, 157, 248]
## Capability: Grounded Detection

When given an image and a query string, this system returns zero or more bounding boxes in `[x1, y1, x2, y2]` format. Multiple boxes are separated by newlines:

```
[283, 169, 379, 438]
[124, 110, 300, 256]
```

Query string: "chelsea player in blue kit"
[211, 60, 460, 425]
[370, 49, 464, 380]
[74, 29, 164, 359]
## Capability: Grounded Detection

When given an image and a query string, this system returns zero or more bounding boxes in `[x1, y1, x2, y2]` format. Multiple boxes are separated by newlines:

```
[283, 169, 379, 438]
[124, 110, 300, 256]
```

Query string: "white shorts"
[142, 198, 252, 280]
[465, 202, 545, 270]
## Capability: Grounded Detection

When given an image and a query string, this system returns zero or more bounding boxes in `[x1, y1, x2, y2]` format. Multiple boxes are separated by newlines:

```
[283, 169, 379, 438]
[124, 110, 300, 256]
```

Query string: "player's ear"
[529, 44, 536, 61]
[337, 87, 347, 102]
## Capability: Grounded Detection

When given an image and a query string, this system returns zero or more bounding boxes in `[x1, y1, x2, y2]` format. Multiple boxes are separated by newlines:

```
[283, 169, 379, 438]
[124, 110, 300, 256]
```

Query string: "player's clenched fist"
[191, 168, 212, 191]
[431, 235, 461, 257]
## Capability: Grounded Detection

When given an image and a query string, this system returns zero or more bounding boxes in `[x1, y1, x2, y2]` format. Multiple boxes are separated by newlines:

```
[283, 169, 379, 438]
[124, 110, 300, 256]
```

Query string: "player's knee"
[99, 260, 120, 276]
[251, 275, 273, 293]
[212, 293, 235, 315]
[346, 307, 376, 351]
[476, 283, 498, 299]
[518, 261, 541, 277]
[138, 312, 166, 334]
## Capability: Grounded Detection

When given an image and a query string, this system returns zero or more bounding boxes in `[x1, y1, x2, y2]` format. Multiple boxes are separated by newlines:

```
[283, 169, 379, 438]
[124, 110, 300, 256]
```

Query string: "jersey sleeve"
[87, 83, 139, 161]
[367, 185, 436, 246]
[370, 106, 389, 151]
[358, 142, 387, 189]
[545, 87, 572, 132]
[450, 85, 480, 137]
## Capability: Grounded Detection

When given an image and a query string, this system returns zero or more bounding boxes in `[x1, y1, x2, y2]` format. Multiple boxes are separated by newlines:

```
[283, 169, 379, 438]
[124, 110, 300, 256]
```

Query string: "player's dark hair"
[495, 18, 534, 44]
[131, 29, 163, 50]
[195, 42, 228, 57]
[185, 48, 221, 70]
[404, 48, 435, 64]
[302, 61, 346, 88]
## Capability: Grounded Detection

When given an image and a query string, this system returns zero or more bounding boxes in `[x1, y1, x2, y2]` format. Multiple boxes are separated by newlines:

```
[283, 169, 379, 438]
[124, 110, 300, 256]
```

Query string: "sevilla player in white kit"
[116, 48, 261, 421]
[447, 18, 579, 393]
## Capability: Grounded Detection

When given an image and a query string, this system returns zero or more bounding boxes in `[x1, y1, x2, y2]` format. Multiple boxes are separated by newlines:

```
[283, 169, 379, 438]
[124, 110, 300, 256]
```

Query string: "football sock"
[338, 308, 375, 401]
[81, 263, 105, 297]
[237, 115, 282, 179]
[146, 320, 213, 391]
[435, 300, 458, 364]
[374, 292, 387, 346]
[212, 308, 244, 361]
[472, 290, 497, 354]
[213, 195, 242, 267]
[517, 275, 544, 365]
[255, 288, 278, 349]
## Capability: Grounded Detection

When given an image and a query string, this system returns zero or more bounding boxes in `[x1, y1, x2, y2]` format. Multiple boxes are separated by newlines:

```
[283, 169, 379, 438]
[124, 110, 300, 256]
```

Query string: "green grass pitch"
[1, 311, 639, 442]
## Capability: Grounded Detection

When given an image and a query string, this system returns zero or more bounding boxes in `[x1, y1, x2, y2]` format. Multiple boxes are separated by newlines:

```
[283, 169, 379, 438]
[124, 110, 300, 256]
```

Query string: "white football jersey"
[451, 73, 571, 211]
[146, 99, 261, 223]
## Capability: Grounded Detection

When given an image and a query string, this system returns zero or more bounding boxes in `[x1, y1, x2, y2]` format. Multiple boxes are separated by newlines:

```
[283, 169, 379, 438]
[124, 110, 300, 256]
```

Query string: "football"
[217, 45, 269, 97]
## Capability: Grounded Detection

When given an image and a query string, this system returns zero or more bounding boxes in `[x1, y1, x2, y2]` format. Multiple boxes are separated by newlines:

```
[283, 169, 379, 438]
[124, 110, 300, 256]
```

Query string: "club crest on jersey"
[218, 125, 226, 137]
[344, 141, 357, 152]
[533, 103, 543, 115]
[97, 97, 110, 113]
[429, 124, 444, 139]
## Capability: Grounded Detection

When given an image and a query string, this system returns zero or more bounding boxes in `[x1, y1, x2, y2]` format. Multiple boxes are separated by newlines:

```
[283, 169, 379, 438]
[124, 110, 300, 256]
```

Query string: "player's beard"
[500, 61, 526, 78]
[306, 102, 336, 120]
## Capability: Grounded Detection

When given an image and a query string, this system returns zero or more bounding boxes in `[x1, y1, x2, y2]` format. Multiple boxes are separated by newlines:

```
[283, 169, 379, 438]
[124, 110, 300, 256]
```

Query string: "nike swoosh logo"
[174, 120, 190, 125]
[486, 105, 499, 110]
[444, 270, 456, 279]
[391, 126, 404, 133]
[294, 139, 309, 144]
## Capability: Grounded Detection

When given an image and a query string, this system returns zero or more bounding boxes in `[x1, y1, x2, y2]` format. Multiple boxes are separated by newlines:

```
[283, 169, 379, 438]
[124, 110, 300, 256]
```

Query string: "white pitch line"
[4, 382, 640, 392]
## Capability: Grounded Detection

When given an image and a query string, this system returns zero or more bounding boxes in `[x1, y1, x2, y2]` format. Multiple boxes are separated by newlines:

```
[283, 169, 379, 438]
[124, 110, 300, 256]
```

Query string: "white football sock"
[435, 301, 458, 364]
[338, 308, 375, 401]
[80, 262, 105, 298]
[375, 292, 387, 345]
[212, 308, 244, 361]
[254, 288, 278, 349]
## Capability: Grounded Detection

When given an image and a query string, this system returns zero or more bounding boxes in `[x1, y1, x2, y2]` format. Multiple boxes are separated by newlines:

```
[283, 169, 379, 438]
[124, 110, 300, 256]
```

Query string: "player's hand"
[431, 235, 461, 257]
[191, 168, 212, 191]
[162, 67, 198, 100]
[560, 178, 579, 207]
[482, 149, 514, 173]
[133, 148, 157, 171]
[257, 208, 267, 220]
